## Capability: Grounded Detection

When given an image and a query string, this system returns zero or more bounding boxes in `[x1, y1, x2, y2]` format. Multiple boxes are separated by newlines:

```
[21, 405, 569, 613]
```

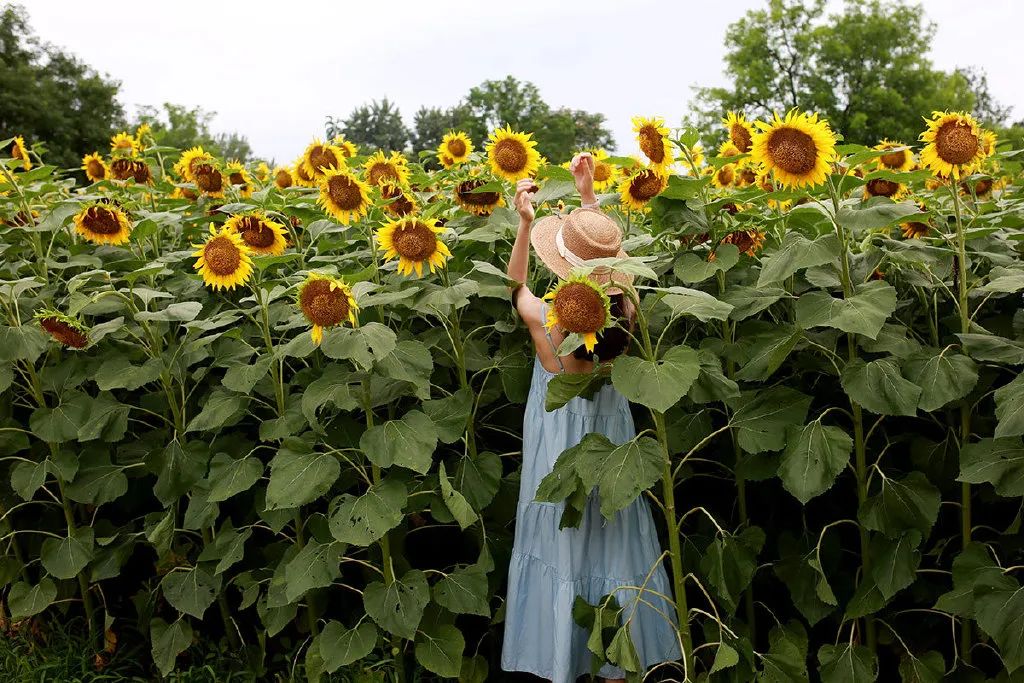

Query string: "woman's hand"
[514, 178, 536, 222]
[569, 152, 597, 205]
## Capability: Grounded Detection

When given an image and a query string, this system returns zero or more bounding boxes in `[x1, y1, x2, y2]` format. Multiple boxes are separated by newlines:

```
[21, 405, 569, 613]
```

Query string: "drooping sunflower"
[223, 211, 288, 255]
[900, 221, 931, 239]
[297, 273, 359, 345]
[110, 132, 140, 158]
[192, 223, 254, 290]
[176, 146, 212, 182]
[318, 167, 372, 225]
[750, 109, 837, 189]
[73, 202, 132, 245]
[438, 131, 473, 165]
[303, 139, 348, 179]
[874, 139, 914, 172]
[332, 134, 358, 158]
[293, 159, 317, 187]
[721, 229, 766, 257]
[454, 179, 504, 216]
[379, 182, 417, 217]
[376, 216, 451, 277]
[919, 111, 987, 179]
[225, 161, 253, 197]
[364, 151, 410, 187]
[273, 166, 294, 189]
[541, 272, 613, 353]
[193, 162, 226, 198]
[632, 116, 674, 169]
[486, 126, 540, 182]
[134, 123, 151, 151]
[34, 309, 89, 349]
[723, 112, 754, 154]
[712, 163, 736, 189]
[619, 167, 668, 210]
[9, 136, 31, 170]
[863, 176, 906, 200]
[81, 153, 109, 182]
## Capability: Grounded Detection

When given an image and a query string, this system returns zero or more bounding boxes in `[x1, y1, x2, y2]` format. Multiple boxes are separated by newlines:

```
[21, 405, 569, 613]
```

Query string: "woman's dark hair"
[572, 293, 633, 362]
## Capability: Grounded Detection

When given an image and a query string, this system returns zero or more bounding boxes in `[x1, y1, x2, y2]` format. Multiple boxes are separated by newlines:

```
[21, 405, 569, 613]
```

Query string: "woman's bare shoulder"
[514, 287, 543, 326]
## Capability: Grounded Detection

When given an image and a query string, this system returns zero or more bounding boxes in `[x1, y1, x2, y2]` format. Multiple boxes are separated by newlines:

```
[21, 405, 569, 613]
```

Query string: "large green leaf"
[659, 287, 734, 322]
[453, 451, 502, 512]
[722, 284, 788, 321]
[757, 232, 841, 286]
[66, 449, 127, 506]
[266, 440, 340, 510]
[359, 410, 437, 473]
[414, 622, 465, 678]
[994, 374, 1024, 438]
[859, 472, 940, 538]
[817, 642, 878, 682]
[897, 651, 945, 683]
[160, 566, 220, 619]
[301, 363, 359, 425]
[611, 345, 700, 413]
[329, 477, 407, 546]
[728, 387, 811, 454]
[796, 280, 896, 340]
[974, 573, 1024, 673]
[759, 620, 810, 681]
[779, 420, 852, 504]
[206, 453, 263, 502]
[700, 527, 764, 613]
[438, 461, 477, 530]
[673, 243, 739, 283]
[8, 578, 57, 619]
[284, 539, 342, 602]
[869, 531, 921, 600]
[363, 569, 429, 639]
[735, 324, 802, 382]
[147, 439, 209, 506]
[903, 349, 978, 412]
[836, 199, 920, 232]
[934, 543, 1003, 618]
[432, 566, 490, 616]
[841, 358, 922, 417]
[150, 618, 193, 677]
[958, 438, 1024, 497]
[576, 433, 663, 520]
[958, 333, 1024, 365]
[40, 527, 94, 580]
[185, 388, 247, 433]
[422, 388, 473, 444]
[319, 621, 378, 673]
[321, 322, 397, 370]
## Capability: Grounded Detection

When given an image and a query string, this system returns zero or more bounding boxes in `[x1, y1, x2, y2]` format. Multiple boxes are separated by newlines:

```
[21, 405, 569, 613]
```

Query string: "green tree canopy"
[329, 98, 410, 153]
[130, 103, 253, 162]
[0, 4, 124, 169]
[691, 0, 1008, 147]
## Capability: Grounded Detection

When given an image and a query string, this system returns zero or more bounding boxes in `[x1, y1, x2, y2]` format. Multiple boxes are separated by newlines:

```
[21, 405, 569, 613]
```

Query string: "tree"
[410, 103, 478, 157]
[331, 98, 409, 153]
[691, 0, 1007, 147]
[131, 103, 252, 161]
[0, 4, 124, 169]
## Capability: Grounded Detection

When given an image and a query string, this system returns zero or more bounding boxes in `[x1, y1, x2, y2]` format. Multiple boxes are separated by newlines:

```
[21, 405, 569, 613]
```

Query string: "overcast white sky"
[18, 0, 1023, 164]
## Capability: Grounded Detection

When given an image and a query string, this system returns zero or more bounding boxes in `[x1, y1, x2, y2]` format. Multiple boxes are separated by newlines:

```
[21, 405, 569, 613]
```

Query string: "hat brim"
[530, 213, 634, 295]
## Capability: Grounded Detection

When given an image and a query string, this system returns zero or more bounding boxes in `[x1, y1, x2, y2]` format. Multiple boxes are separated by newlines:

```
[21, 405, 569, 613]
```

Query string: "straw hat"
[530, 207, 633, 294]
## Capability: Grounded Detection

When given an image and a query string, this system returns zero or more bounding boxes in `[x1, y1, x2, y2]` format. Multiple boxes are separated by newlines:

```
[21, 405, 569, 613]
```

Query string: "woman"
[500, 153, 682, 682]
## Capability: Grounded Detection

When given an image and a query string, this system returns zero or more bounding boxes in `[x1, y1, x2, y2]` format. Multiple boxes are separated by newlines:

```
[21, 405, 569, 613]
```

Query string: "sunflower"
[34, 309, 89, 349]
[193, 162, 226, 198]
[110, 132, 140, 158]
[980, 130, 997, 157]
[379, 182, 417, 217]
[723, 112, 754, 154]
[438, 153, 456, 170]
[81, 153, 109, 182]
[750, 109, 837, 189]
[298, 273, 359, 345]
[874, 139, 914, 172]
[134, 123, 151, 151]
[486, 126, 540, 182]
[318, 167, 372, 225]
[961, 176, 994, 198]
[176, 147, 212, 182]
[541, 272, 613, 353]
[712, 163, 736, 188]
[74, 203, 132, 245]
[721, 229, 766, 257]
[9, 136, 31, 170]
[376, 216, 451, 277]
[331, 134, 359, 158]
[225, 161, 253, 197]
[589, 149, 619, 192]
[303, 139, 348, 179]
[632, 116, 674, 169]
[255, 162, 271, 182]
[293, 160, 317, 187]
[224, 211, 288, 255]
[454, 179, 504, 216]
[273, 166, 294, 189]
[718, 141, 742, 159]
[863, 177, 906, 200]
[171, 185, 198, 201]
[439, 131, 473, 165]
[681, 143, 705, 171]
[756, 168, 776, 193]
[900, 221, 931, 239]
[192, 223, 254, 290]
[619, 167, 668, 210]
[364, 151, 410, 187]
[919, 111, 987, 179]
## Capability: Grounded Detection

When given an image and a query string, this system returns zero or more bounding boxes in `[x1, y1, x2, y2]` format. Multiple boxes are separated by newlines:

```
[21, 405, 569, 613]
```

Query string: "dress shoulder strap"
[539, 301, 565, 372]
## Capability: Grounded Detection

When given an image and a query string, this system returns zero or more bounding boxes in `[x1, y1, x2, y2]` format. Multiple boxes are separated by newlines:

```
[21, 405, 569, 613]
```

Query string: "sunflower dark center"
[553, 282, 606, 334]
[230, 172, 245, 185]
[195, 165, 224, 192]
[630, 170, 664, 201]
[309, 146, 339, 173]
[866, 178, 900, 197]
[237, 217, 275, 248]
[731, 124, 752, 153]
[974, 178, 993, 195]
[879, 148, 907, 169]
[275, 170, 292, 188]
[296, 165, 313, 182]
[327, 175, 364, 210]
[594, 162, 612, 182]
[204, 236, 241, 275]
[392, 222, 437, 261]
[494, 138, 527, 172]
[457, 180, 499, 206]
[87, 159, 106, 178]
[903, 222, 929, 237]
[935, 121, 979, 165]
[638, 126, 665, 164]
[767, 127, 818, 175]
[110, 158, 134, 180]
[83, 206, 122, 234]
[40, 318, 88, 349]
[301, 280, 348, 327]
[447, 139, 467, 157]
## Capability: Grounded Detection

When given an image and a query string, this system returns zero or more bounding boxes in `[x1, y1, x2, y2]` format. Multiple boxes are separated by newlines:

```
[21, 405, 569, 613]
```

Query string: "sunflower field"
[1, 108, 1023, 682]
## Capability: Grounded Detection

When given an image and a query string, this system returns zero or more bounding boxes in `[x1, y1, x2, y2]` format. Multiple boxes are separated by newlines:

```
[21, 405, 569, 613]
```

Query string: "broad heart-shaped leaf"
[835, 198, 920, 232]
[903, 349, 978, 412]
[359, 410, 437, 473]
[221, 354, 274, 393]
[735, 324, 802, 382]
[160, 566, 220, 619]
[150, 618, 193, 677]
[284, 539, 343, 602]
[375, 339, 433, 399]
[859, 472, 940, 539]
[958, 438, 1024, 497]
[611, 346, 700, 413]
[414, 622, 465, 678]
[93, 356, 162, 391]
[869, 531, 922, 600]
[699, 527, 765, 613]
[185, 388, 247, 433]
[363, 569, 429, 639]
[817, 642, 878, 683]
[841, 358, 922, 417]
[545, 371, 609, 411]
[757, 232, 841, 286]
[320, 322, 397, 371]
[146, 439, 209, 506]
[65, 449, 127, 506]
[29, 391, 90, 442]
[659, 286, 734, 322]
[196, 521, 252, 576]
[319, 621, 378, 673]
[432, 565, 490, 616]
[722, 284, 788, 321]
[438, 461, 477, 530]
[329, 477, 407, 546]
[898, 651, 945, 683]
[266, 440, 340, 510]
[779, 420, 852, 504]
[453, 450, 502, 512]
[689, 348, 740, 404]
[673, 243, 740, 283]
[934, 543, 1003, 618]
[8, 578, 57, 619]
[759, 620, 810, 681]
[421, 388, 473, 444]
[206, 453, 263, 503]
[575, 433, 663, 520]
[994, 374, 1024, 438]
[974, 573, 1024, 673]
[774, 535, 836, 626]
[727, 387, 811, 454]
[795, 280, 897, 340]
[11, 459, 46, 500]
[41, 527, 94, 580]
[958, 333, 1024, 365]
[301, 363, 360, 426]
[135, 301, 202, 322]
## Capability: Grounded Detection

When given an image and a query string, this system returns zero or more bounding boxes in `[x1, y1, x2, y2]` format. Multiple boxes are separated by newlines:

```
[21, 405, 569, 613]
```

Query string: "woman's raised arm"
[506, 178, 536, 304]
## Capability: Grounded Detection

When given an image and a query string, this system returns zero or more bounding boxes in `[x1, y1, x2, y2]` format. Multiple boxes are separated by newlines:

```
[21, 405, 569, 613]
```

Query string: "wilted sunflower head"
[303, 139, 347, 179]
[379, 182, 417, 217]
[486, 126, 540, 182]
[454, 179, 503, 216]
[193, 162, 225, 197]
[293, 159, 317, 187]
[619, 167, 668, 210]
[376, 216, 451, 277]
[721, 229, 766, 257]
[874, 139, 913, 171]
[224, 211, 288, 255]
[864, 176, 905, 199]
[273, 166, 294, 189]
[9, 136, 31, 170]
[176, 147, 212, 182]
[110, 132, 139, 158]
[712, 163, 736, 189]
[74, 202, 132, 245]
[723, 112, 754, 154]
[225, 161, 253, 197]
[631, 116, 674, 169]
[192, 223, 254, 290]
[364, 151, 410, 187]
[34, 309, 89, 349]
[81, 153, 108, 182]
[317, 167, 372, 225]
[900, 221, 931, 239]
[541, 272, 613, 353]
[298, 273, 359, 344]
[750, 109, 837, 189]
[439, 131, 473, 164]
[919, 111, 986, 179]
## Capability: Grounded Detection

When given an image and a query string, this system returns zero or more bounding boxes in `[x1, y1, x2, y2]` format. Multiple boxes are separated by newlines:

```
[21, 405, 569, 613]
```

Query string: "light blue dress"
[501, 301, 682, 682]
